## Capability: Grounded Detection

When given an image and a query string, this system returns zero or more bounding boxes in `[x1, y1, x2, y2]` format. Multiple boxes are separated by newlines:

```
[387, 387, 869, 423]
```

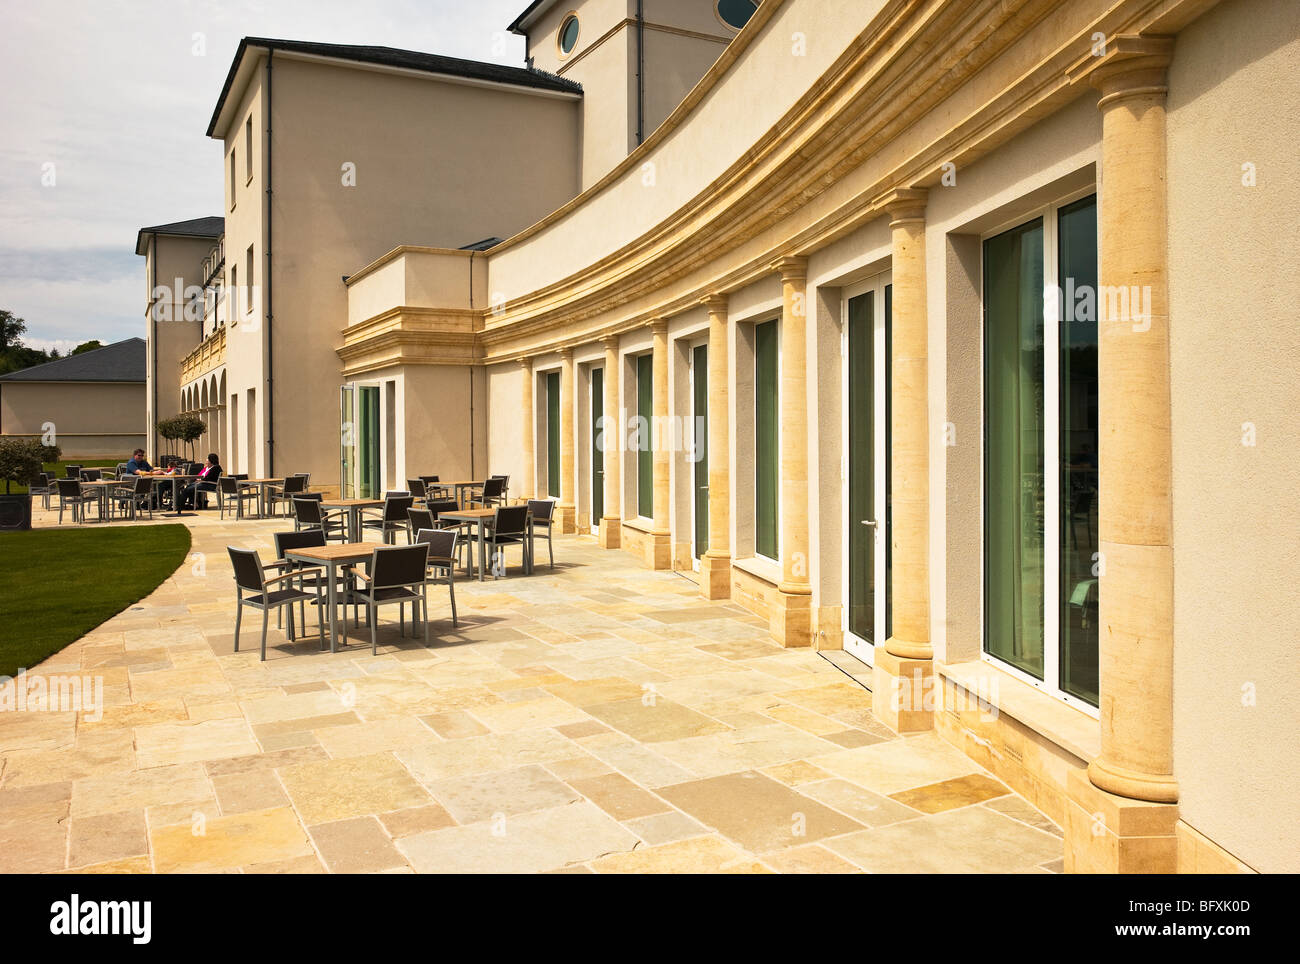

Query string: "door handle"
[860, 519, 877, 527]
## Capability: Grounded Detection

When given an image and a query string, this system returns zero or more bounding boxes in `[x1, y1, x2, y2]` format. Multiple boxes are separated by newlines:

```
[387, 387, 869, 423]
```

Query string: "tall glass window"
[637, 354, 653, 518]
[983, 194, 1098, 708]
[754, 320, 779, 560]
[546, 372, 560, 499]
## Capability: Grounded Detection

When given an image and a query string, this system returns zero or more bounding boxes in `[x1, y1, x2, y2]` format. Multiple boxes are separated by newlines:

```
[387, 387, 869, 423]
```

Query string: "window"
[983, 193, 1098, 708]
[558, 14, 580, 56]
[636, 354, 653, 518]
[754, 319, 779, 560]
[716, 0, 758, 31]
[229, 150, 236, 209]
[546, 371, 561, 498]
[229, 264, 237, 324]
[245, 245, 254, 314]
[245, 116, 253, 182]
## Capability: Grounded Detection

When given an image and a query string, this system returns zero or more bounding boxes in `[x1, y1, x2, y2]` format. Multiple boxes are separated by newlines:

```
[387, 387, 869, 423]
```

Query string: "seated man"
[179, 453, 222, 510]
[123, 448, 153, 475]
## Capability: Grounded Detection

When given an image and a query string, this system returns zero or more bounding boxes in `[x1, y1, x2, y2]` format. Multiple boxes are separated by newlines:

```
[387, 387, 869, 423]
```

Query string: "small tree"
[0, 438, 44, 494]
[174, 413, 206, 464]
[157, 416, 181, 460]
[39, 442, 61, 467]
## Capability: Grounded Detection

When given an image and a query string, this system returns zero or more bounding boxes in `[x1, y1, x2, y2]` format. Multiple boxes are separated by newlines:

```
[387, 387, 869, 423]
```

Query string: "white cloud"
[0, 0, 529, 345]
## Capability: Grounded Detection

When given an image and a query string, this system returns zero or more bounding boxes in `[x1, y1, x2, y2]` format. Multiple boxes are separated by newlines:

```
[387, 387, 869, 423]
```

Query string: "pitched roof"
[135, 216, 224, 256]
[0, 338, 146, 383]
[507, 1, 561, 35]
[207, 37, 582, 137]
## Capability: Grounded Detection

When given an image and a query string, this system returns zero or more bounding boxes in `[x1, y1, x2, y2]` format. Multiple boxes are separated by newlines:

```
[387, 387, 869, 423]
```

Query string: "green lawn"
[0, 524, 191, 678]
[4, 459, 120, 496]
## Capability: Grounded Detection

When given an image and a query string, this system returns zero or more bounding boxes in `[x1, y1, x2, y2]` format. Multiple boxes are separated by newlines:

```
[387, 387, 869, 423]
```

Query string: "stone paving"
[0, 504, 1064, 873]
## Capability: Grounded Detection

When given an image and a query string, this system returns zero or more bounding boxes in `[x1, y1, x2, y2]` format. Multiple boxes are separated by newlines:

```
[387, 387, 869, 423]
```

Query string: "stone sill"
[732, 555, 781, 586]
[937, 659, 1101, 764]
[621, 517, 655, 534]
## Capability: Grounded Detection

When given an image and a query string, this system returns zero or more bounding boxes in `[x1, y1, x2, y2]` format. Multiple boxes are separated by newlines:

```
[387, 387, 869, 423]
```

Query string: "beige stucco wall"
[216, 50, 581, 484]
[1, 381, 146, 458]
[1166, 0, 1300, 873]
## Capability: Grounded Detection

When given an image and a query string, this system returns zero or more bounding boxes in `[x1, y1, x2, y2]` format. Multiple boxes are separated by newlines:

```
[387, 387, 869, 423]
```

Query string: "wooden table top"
[320, 498, 384, 508]
[284, 543, 375, 563]
[240, 477, 285, 485]
[441, 508, 498, 520]
[80, 479, 130, 487]
[441, 480, 484, 487]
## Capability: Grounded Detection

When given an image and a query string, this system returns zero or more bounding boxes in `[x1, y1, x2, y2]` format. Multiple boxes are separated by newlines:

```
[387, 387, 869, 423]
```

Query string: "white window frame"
[979, 186, 1100, 717]
[754, 317, 781, 565]
[687, 336, 709, 571]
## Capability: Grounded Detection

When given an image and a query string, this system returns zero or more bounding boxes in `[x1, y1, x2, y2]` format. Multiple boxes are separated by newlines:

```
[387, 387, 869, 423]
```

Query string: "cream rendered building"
[152, 0, 1299, 873]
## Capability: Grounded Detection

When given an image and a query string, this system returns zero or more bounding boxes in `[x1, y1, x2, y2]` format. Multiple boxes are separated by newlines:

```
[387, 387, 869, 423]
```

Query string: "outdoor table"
[78, 479, 126, 522]
[319, 498, 383, 542]
[439, 480, 486, 509]
[238, 477, 285, 519]
[439, 507, 533, 582]
[283, 542, 373, 653]
[145, 474, 197, 517]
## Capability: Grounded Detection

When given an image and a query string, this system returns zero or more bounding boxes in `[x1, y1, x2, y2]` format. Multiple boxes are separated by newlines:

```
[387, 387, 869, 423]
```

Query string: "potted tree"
[0, 437, 44, 531]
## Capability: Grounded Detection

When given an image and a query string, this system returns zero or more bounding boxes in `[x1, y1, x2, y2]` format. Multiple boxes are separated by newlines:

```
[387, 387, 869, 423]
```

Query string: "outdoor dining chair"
[407, 479, 427, 500]
[65, 465, 82, 479]
[218, 476, 258, 520]
[361, 494, 414, 544]
[419, 475, 450, 499]
[292, 496, 346, 541]
[414, 527, 459, 627]
[78, 468, 102, 482]
[469, 476, 507, 509]
[54, 478, 98, 524]
[270, 529, 350, 632]
[114, 475, 155, 521]
[486, 504, 530, 577]
[407, 507, 435, 539]
[527, 499, 558, 570]
[29, 472, 53, 511]
[268, 473, 308, 516]
[345, 544, 433, 653]
[227, 546, 325, 661]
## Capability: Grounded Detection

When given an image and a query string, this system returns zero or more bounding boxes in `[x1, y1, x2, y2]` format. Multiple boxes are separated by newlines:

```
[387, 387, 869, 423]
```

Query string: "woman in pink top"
[179, 453, 223, 510]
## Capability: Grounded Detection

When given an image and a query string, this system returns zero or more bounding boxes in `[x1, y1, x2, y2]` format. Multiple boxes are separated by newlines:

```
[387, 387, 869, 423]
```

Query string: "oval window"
[558, 15, 580, 55]
[716, 0, 758, 31]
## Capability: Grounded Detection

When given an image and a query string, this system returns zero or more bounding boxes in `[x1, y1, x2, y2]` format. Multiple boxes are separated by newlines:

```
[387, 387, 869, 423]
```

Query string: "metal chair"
[361, 494, 414, 544]
[115, 475, 155, 521]
[227, 546, 325, 660]
[29, 473, 53, 511]
[419, 475, 450, 499]
[269, 474, 308, 516]
[486, 504, 530, 577]
[346, 544, 433, 653]
[65, 464, 82, 479]
[469, 476, 506, 509]
[54, 478, 97, 524]
[407, 479, 427, 500]
[527, 499, 557, 570]
[292, 496, 346, 541]
[271, 529, 345, 631]
[414, 527, 459, 627]
[407, 507, 435, 539]
[218, 476, 258, 520]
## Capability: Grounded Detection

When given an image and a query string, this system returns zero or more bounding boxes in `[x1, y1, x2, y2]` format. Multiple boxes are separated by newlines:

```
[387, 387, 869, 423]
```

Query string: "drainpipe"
[468, 250, 476, 478]
[264, 49, 275, 476]
[150, 237, 158, 461]
[636, 0, 645, 146]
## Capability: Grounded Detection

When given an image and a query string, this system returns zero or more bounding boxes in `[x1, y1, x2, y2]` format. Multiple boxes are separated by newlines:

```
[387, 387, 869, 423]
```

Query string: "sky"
[0, 0, 530, 354]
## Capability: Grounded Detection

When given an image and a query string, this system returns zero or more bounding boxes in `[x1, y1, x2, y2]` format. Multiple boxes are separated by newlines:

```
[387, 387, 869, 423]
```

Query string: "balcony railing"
[180, 325, 227, 385]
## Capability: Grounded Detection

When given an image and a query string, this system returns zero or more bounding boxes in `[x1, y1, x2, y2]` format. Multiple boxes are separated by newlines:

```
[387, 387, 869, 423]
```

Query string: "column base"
[598, 516, 621, 548]
[698, 552, 731, 600]
[1064, 767, 1179, 873]
[647, 529, 672, 570]
[769, 587, 812, 648]
[556, 503, 577, 534]
[871, 647, 935, 734]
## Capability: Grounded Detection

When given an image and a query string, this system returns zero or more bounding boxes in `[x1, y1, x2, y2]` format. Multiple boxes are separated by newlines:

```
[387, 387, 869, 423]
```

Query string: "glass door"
[358, 385, 380, 499]
[546, 371, 561, 498]
[591, 367, 604, 532]
[842, 277, 892, 666]
[340, 385, 356, 499]
[691, 343, 708, 568]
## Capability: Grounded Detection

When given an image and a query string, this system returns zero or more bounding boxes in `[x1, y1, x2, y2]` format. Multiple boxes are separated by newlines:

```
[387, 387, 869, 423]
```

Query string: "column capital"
[518, 356, 533, 371]
[601, 333, 620, 352]
[558, 345, 574, 361]
[769, 255, 808, 283]
[883, 187, 928, 224]
[1068, 35, 1174, 107]
[700, 293, 729, 313]
[649, 317, 669, 336]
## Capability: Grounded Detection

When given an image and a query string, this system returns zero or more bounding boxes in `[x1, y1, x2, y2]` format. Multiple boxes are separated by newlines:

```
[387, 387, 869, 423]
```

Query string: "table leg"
[327, 561, 339, 653]
[478, 520, 486, 582]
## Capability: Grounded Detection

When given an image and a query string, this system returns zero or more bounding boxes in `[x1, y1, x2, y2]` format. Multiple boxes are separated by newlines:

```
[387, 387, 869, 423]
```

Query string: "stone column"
[519, 357, 534, 500]
[872, 188, 934, 732]
[599, 335, 622, 548]
[557, 347, 577, 533]
[1065, 36, 1179, 874]
[646, 319, 672, 569]
[769, 257, 812, 647]
[699, 295, 731, 599]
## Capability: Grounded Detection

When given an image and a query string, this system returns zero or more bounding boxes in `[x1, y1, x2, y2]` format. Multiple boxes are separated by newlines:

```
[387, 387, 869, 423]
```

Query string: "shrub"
[0, 438, 44, 494]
